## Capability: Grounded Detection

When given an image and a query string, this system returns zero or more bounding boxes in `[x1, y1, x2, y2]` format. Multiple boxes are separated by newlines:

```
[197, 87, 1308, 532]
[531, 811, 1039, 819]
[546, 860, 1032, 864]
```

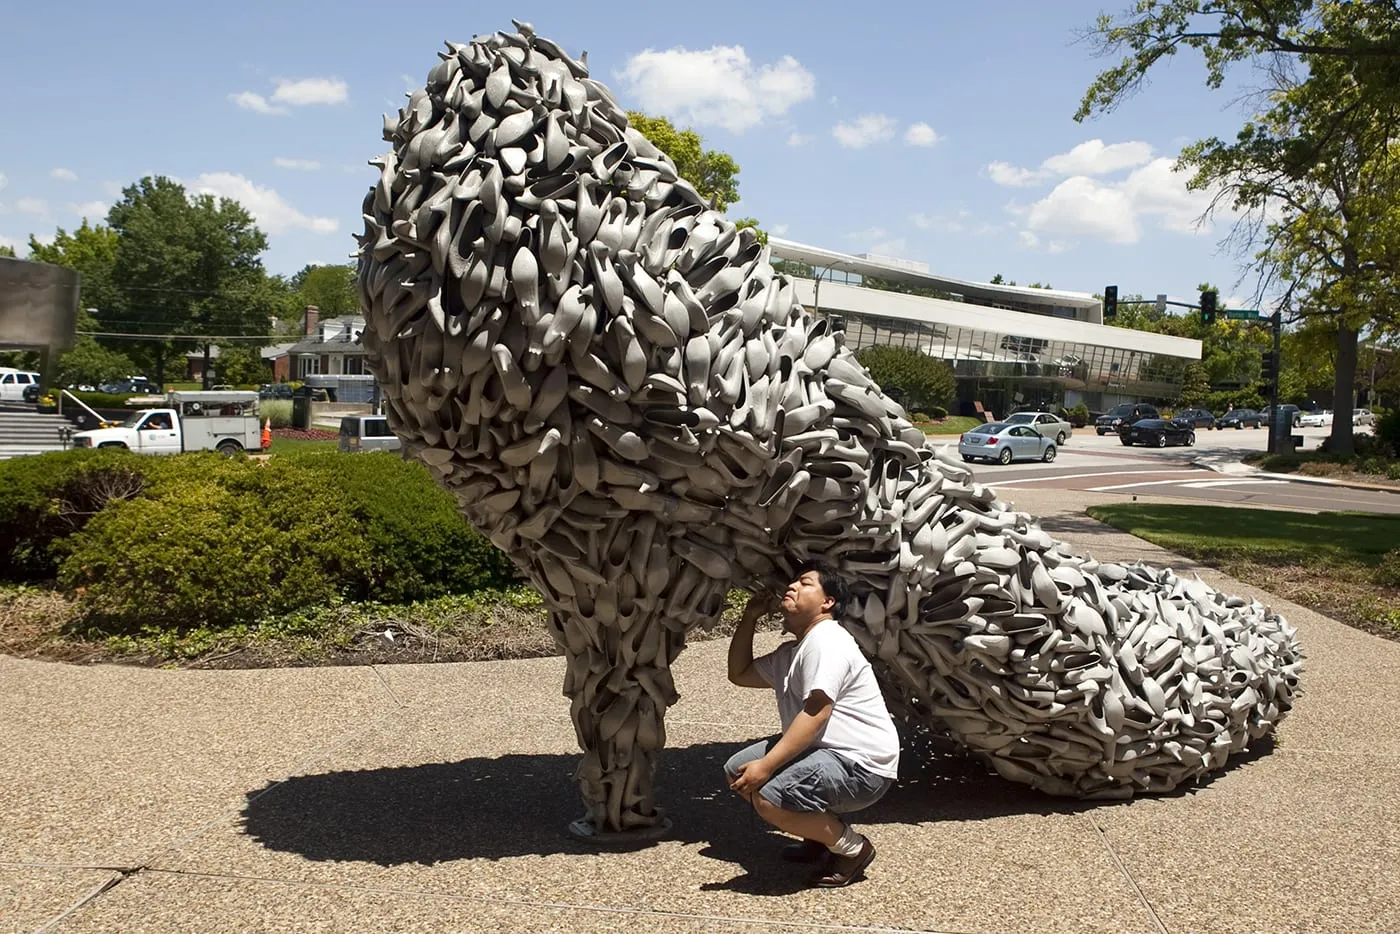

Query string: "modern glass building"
[770, 239, 1201, 417]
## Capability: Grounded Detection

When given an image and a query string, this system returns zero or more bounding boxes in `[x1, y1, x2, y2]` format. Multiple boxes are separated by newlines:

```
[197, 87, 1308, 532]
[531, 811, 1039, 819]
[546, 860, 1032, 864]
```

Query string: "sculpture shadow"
[240, 735, 1272, 895]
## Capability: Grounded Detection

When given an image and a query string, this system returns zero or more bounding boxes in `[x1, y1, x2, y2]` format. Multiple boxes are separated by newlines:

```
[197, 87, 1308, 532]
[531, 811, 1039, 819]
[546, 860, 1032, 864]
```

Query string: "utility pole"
[1266, 310, 1284, 453]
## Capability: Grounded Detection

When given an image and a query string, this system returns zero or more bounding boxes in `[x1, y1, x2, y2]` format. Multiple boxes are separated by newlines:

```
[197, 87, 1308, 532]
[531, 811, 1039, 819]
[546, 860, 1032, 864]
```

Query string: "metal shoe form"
[357, 24, 1304, 842]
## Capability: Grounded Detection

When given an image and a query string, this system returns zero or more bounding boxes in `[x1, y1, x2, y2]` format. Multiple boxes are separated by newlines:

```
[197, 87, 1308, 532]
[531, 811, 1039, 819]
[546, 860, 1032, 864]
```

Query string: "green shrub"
[1376, 408, 1400, 458]
[910, 411, 930, 423]
[929, 405, 948, 420]
[67, 391, 150, 409]
[275, 449, 517, 602]
[1067, 402, 1091, 428]
[1375, 549, 1400, 587]
[6, 449, 516, 634]
[0, 449, 160, 582]
[261, 399, 293, 428]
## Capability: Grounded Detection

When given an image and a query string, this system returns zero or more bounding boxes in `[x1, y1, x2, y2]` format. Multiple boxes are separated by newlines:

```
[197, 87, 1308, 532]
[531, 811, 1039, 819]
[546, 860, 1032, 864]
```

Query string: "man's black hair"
[795, 561, 850, 618]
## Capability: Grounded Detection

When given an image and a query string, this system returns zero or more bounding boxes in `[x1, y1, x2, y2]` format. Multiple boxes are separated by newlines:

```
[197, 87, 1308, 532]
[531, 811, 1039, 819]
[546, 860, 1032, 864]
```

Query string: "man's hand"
[728, 758, 774, 796]
[744, 591, 779, 620]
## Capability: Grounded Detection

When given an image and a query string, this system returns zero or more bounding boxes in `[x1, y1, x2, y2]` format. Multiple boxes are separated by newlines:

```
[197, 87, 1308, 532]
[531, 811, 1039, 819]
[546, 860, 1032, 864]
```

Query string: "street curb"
[1191, 455, 1400, 495]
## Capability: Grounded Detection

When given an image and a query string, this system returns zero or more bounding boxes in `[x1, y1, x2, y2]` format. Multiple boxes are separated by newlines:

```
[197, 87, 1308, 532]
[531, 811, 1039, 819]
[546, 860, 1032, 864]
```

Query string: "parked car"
[1298, 409, 1333, 428]
[1118, 417, 1196, 448]
[259, 383, 294, 400]
[958, 422, 1057, 465]
[338, 415, 403, 453]
[22, 382, 42, 403]
[1004, 410, 1072, 445]
[1354, 408, 1377, 427]
[1260, 404, 1302, 428]
[1094, 403, 1160, 435]
[98, 377, 161, 395]
[0, 368, 41, 403]
[1173, 407, 1217, 430]
[1219, 408, 1265, 429]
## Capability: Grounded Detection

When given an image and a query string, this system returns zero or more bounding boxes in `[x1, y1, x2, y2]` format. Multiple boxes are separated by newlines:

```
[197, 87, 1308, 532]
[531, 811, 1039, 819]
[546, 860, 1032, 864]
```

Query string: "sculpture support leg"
[551, 610, 680, 839]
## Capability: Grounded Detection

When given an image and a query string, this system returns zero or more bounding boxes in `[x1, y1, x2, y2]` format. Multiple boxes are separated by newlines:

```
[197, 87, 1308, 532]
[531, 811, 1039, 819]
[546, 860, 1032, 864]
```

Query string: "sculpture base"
[567, 814, 673, 846]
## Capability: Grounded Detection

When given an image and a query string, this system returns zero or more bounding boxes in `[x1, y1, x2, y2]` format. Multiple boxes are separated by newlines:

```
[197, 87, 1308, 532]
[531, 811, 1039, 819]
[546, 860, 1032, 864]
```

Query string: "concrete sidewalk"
[4, 489, 1399, 933]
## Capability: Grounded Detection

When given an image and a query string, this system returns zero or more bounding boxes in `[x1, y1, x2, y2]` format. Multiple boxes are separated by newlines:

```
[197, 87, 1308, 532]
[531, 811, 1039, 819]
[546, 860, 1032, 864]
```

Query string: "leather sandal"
[812, 837, 875, 887]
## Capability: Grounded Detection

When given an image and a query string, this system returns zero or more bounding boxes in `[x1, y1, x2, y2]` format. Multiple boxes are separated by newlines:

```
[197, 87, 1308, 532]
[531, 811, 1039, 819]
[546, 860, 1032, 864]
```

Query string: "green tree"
[213, 343, 267, 386]
[1179, 362, 1212, 406]
[107, 177, 277, 388]
[25, 221, 137, 386]
[291, 263, 359, 319]
[0, 244, 15, 258]
[1079, 2, 1400, 453]
[854, 346, 955, 413]
[627, 111, 742, 212]
[1076, 0, 1400, 123]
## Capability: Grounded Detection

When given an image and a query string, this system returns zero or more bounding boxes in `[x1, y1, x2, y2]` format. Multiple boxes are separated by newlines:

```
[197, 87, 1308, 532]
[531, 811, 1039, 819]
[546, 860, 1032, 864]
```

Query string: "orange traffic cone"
[261, 418, 272, 450]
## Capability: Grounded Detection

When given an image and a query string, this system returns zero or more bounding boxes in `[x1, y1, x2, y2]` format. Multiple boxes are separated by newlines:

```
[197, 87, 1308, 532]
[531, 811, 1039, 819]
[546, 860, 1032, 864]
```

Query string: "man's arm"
[727, 593, 775, 687]
[729, 692, 834, 795]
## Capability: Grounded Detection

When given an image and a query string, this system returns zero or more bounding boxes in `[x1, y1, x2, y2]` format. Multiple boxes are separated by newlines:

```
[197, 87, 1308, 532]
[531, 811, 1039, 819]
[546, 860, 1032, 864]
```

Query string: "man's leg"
[740, 790, 845, 846]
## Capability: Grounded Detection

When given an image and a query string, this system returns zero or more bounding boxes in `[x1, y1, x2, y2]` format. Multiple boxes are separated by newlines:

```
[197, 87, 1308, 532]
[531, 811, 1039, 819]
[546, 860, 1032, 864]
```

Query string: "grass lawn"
[266, 437, 338, 455]
[1088, 503, 1400, 640]
[922, 415, 986, 435]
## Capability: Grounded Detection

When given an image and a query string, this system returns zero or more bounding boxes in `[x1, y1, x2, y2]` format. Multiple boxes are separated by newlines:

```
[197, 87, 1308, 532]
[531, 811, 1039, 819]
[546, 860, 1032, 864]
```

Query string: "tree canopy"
[1080, 1, 1400, 452]
[291, 263, 359, 320]
[106, 176, 288, 386]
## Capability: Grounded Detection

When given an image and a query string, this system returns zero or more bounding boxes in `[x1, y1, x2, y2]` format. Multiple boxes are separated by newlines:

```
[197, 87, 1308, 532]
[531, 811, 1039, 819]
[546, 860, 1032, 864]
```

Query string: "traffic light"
[1104, 285, 1118, 319]
[1261, 350, 1279, 384]
[1200, 289, 1218, 325]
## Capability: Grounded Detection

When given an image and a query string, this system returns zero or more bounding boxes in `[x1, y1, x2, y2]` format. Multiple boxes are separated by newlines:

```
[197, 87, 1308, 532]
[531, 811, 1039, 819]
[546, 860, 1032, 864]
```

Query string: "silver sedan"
[1005, 410, 1073, 445]
[957, 422, 1058, 465]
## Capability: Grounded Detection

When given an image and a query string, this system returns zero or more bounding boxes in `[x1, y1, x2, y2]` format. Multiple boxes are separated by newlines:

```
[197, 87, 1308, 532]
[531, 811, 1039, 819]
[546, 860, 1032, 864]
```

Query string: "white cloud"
[787, 131, 813, 147]
[868, 238, 908, 258]
[273, 157, 321, 171]
[270, 77, 349, 107]
[846, 226, 888, 241]
[50, 168, 78, 182]
[771, 223, 789, 236]
[618, 46, 815, 133]
[1042, 140, 1152, 177]
[191, 172, 339, 235]
[904, 122, 940, 147]
[1017, 157, 1219, 249]
[832, 114, 897, 149]
[0, 172, 7, 192]
[1026, 176, 1139, 245]
[230, 91, 288, 116]
[986, 161, 1044, 187]
[71, 201, 108, 219]
[17, 197, 48, 216]
[32, 233, 55, 247]
[987, 139, 1155, 188]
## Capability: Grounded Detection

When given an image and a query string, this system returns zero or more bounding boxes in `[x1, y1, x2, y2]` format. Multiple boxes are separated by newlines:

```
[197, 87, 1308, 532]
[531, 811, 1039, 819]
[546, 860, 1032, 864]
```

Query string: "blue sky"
[0, 0, 1266, 308]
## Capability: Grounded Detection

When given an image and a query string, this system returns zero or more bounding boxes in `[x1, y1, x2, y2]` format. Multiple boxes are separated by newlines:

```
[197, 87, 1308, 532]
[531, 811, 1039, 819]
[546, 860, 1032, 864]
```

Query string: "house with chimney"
[266, 306, 369, 382]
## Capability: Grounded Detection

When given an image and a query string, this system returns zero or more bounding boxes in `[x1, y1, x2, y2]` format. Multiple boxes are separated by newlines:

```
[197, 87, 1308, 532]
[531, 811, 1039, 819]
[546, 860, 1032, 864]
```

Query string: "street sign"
[1225, 309, 1261, 321]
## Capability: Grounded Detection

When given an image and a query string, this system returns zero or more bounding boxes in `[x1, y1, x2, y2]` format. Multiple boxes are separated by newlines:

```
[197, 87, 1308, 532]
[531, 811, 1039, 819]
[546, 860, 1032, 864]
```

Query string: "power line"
[77, 331, 307, 342]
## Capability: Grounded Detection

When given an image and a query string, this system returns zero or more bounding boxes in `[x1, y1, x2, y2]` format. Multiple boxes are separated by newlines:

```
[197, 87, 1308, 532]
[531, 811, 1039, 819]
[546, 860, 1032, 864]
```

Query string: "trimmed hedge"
[0, 448, 517, 634]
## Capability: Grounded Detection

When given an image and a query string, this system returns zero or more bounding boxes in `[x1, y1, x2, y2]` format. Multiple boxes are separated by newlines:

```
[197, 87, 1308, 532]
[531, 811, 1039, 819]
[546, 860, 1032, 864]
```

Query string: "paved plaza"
[4, 489, 1398, 933]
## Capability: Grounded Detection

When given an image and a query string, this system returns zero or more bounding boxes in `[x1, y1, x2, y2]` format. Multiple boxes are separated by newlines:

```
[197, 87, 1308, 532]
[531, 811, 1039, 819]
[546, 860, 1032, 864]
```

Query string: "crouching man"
[725, 563, 900, 887]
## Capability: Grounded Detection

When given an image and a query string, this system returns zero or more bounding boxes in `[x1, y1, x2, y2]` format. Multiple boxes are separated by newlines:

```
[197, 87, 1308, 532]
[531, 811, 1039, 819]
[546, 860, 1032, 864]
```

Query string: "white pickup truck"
[71, 391, 265, 456]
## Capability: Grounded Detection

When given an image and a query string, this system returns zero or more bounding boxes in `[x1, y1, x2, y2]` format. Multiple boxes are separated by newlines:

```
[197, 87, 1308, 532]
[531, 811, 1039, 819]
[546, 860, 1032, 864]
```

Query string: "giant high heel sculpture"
[355, 23, 1303, 840]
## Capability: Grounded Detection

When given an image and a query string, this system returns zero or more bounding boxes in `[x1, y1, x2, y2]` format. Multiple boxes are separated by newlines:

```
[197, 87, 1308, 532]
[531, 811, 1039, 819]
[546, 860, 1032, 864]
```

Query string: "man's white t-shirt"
[754, 619, 901, 779]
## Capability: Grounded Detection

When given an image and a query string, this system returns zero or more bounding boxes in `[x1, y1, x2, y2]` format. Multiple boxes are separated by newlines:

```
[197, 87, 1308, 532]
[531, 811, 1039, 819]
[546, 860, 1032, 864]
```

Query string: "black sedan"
[1173, 407, 1217, 430]
[1118, 418, 1196, 447]
[1217, 408, 1264, 429]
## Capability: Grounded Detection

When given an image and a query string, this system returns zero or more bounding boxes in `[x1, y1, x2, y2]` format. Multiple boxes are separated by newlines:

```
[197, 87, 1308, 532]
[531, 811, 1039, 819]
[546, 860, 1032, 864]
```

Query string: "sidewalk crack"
[1083, 813, 1170, 934]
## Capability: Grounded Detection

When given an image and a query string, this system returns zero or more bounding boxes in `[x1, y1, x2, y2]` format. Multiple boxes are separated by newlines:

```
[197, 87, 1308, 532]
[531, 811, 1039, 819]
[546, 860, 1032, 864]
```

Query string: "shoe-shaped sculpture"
[356, 23, 1303, 838]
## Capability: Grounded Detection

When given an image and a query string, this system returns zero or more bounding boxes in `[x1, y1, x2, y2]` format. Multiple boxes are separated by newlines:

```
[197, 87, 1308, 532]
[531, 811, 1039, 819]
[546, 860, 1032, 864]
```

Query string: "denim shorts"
[724, 738, 893, 814]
